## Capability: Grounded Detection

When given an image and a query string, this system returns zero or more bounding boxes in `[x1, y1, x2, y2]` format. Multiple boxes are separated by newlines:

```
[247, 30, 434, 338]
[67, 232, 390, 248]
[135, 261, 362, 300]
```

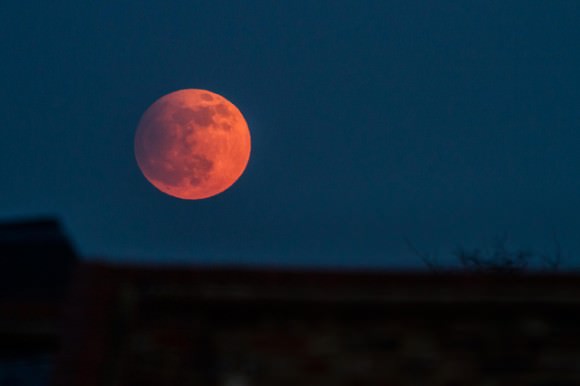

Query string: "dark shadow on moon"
[172, 106, 215, 128]
[171, 104, 233, 132]
[140, 124, 177, 161]
[187, 155, 213, 186]
[136, 105, 216, 187]
[142, 153, 214, 187]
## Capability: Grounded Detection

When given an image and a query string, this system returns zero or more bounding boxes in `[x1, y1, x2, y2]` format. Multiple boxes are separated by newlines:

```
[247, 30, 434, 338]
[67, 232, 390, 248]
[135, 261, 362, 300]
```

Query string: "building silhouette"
[0, 218, 77, 386]
[2, 218, 580, 385]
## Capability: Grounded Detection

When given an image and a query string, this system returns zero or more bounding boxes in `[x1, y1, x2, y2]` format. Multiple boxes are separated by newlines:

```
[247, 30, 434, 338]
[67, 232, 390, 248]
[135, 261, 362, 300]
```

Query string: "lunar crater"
[215, 103, 232, 117]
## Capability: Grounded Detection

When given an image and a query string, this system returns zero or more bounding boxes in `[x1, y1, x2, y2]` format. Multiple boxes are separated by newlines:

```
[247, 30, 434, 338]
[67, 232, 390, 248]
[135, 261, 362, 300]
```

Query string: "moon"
[134, 89, 251, 200]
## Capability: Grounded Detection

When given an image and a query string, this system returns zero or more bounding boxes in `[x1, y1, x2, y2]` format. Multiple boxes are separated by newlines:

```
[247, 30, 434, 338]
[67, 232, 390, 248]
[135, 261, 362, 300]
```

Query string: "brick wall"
[53, 264, 580, 386]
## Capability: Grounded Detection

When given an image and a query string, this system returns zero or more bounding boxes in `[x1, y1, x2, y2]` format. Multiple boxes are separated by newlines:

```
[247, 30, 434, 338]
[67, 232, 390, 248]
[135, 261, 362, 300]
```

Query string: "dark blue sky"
[1, 1, 579, 269]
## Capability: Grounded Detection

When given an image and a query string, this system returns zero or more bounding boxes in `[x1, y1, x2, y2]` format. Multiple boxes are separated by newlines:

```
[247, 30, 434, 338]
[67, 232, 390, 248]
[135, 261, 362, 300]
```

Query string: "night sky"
[1, 1, 579, 269]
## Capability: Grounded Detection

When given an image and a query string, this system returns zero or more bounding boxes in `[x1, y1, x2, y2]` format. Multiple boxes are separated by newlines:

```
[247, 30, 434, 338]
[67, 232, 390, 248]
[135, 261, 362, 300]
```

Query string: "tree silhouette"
[406, 234, 564, 273]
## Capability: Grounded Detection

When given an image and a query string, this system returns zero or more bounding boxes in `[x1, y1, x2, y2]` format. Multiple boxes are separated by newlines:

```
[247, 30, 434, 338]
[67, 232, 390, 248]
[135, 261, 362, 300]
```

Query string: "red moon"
[134, 89, 251, 200]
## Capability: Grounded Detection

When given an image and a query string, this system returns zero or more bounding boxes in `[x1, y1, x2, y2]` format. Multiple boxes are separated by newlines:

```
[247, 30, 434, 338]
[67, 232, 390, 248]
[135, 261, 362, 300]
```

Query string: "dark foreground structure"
[2, 219, 580, 385]
[0, 218, 77, 386]
[53, 263, 580, 386]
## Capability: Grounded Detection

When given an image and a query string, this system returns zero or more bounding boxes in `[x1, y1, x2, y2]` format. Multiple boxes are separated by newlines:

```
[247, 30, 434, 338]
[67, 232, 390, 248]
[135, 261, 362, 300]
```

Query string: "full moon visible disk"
[134, 89, 251, 200]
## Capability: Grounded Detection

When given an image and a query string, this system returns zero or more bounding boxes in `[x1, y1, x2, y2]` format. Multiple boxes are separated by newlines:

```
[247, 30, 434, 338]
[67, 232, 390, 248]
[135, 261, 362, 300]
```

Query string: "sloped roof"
[0, 217, 77, 300]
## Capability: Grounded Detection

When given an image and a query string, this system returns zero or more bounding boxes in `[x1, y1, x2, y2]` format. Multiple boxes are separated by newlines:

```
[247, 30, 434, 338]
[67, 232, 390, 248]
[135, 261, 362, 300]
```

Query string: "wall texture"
[54, 264, 580, 386]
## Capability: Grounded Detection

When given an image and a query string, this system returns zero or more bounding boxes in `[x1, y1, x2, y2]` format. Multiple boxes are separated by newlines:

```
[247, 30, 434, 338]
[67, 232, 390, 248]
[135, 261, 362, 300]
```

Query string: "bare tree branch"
[409, 233, 567, 274]
[404, 237, 439, 272]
